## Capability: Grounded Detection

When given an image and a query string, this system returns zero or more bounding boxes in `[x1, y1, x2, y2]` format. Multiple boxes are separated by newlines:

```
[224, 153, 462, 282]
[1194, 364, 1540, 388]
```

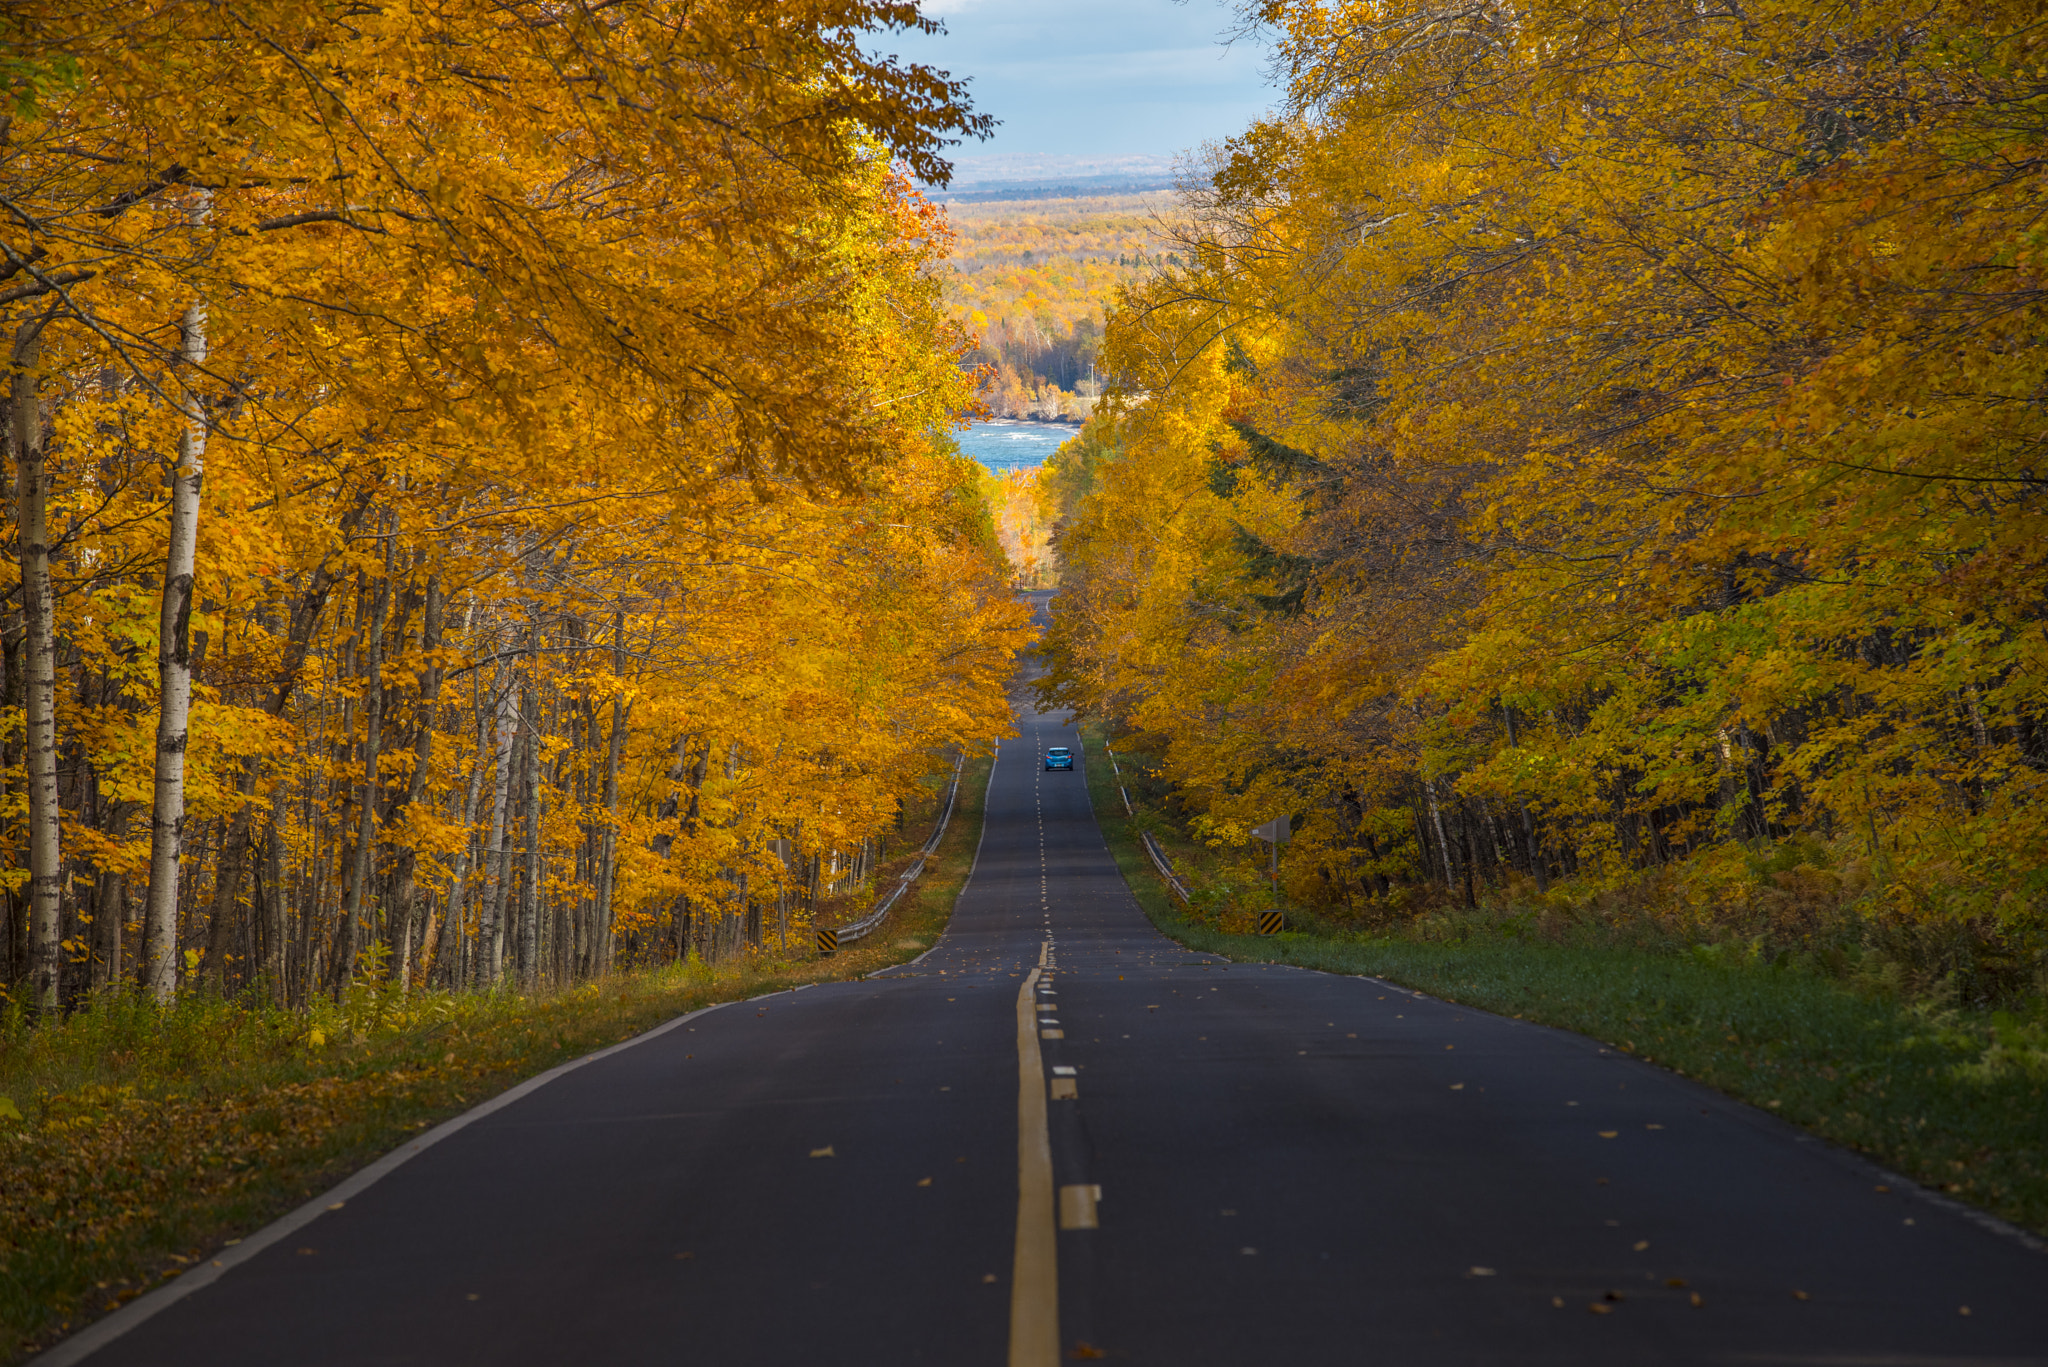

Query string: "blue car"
[1044, 746, 1074, 771]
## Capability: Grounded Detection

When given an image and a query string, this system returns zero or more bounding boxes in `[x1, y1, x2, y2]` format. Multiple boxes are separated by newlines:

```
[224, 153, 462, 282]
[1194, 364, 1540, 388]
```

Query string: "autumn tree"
[1042, 0, 2048, 977]
[0, 0, 1025, 1010]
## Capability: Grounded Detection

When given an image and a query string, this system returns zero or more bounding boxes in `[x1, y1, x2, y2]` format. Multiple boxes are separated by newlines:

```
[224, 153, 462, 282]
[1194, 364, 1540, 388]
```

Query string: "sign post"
[1250, 814, 1290, 935]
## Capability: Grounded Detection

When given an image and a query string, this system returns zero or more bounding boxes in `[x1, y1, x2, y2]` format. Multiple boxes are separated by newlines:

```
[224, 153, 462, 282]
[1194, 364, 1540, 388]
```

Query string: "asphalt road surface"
[49, 665, 2048, 1365]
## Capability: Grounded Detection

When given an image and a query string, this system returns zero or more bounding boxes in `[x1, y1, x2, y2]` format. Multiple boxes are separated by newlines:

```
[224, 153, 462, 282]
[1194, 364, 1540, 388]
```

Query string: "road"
[50, 652, 2048, 1364]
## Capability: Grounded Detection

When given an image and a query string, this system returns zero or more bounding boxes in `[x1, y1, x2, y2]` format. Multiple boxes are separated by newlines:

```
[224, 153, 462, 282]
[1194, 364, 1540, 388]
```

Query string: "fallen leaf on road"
[983, 1274, 998, 1283]
[917, 1177, 932, 1186]
[1690, 1293, 1704, 1307]
[1666, 1278, 1687, 1288]
[1633, 1241, 1649, 1252]
[1792, 1290, 1809, 1301]
[810, 1146, 836, 1159]
[1588, 1303, 1613, 1315]
[1960, 1306, 1972, 1316]
[675, 1252, 693, 1260]
[1450, 1083, 1465, 1090]
[1599, 1131, 1618, 1139]
[1551, 1297, 1564, 1308]
[1469, 1266, 1496, 1276]
[1068, 1343, 1106, 1359]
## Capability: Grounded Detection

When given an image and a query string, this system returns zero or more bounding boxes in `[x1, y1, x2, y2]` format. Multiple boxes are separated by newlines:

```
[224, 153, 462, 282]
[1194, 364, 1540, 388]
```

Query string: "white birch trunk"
[12, 319, 61, 1014]
[143, 204, 212, 1003]
[1425, 778, 1456, 893]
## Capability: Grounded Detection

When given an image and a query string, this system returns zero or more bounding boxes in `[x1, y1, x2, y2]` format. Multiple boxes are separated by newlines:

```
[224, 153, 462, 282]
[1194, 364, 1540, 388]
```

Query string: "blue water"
[954, 419, 1076, 474]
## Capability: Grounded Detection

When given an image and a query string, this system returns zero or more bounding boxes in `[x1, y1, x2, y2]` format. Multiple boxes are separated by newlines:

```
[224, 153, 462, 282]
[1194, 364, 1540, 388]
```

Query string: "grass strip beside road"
[1077, 735, 2048, 1241]
[0, 751, 995, 1365]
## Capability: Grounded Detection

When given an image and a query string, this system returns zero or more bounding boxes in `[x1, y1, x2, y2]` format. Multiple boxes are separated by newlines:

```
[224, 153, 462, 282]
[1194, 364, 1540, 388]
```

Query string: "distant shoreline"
[928, 177, 1178, 204]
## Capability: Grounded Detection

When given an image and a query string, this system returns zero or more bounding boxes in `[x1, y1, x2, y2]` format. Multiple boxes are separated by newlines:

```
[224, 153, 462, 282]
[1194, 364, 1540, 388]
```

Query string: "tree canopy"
[1, 0, 1026, 1010]
[1040, 0, 2047, 975]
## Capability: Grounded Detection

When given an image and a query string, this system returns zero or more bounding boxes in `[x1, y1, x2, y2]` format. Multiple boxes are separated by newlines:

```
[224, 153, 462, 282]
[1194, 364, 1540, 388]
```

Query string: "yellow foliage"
[0, 0, 1023, 999]
[1041, 0, 2048, 974]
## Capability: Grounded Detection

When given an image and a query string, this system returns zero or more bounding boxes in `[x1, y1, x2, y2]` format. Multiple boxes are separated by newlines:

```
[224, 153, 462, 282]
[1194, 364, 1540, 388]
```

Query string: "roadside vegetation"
[1031, 0, 2047, 1239]
[0, 2, 1021, 1022]
[0, 751, 993, 1364]
[1079, 725, 2048, 1239]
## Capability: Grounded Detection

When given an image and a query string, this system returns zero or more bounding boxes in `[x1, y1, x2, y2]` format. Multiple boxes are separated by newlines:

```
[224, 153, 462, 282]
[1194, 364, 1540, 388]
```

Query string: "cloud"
[873, 0, 1275, 157]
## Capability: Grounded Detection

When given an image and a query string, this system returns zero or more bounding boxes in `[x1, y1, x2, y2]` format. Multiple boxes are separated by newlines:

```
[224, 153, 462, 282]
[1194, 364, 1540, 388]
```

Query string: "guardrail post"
[816, 926, 839, 956]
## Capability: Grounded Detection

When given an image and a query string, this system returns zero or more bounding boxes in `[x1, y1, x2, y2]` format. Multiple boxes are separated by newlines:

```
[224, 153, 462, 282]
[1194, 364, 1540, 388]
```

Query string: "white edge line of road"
[871, 736, 1000, 979]
[30, 998, 735, 1367]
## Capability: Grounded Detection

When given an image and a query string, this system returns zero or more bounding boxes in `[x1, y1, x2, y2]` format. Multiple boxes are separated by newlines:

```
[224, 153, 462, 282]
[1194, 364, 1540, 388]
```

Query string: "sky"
[871, 0, 1278, 178]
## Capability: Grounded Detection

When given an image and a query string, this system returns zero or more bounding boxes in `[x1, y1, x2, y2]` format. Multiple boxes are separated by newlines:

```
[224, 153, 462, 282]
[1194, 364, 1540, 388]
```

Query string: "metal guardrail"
[1139, 829, 1194, 906]
[828, 755, 965, 948]
[1111, 744, 1190, 905]
[1107, 746, 1134, 813]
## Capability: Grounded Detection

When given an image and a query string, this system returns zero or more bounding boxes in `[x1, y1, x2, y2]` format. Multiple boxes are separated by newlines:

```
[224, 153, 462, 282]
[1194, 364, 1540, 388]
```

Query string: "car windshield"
[1047, 748, 1069, 756]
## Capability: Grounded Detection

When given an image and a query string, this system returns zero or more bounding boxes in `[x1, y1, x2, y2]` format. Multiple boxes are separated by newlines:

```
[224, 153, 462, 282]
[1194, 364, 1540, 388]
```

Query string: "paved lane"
[53, 660, 2048, 1365]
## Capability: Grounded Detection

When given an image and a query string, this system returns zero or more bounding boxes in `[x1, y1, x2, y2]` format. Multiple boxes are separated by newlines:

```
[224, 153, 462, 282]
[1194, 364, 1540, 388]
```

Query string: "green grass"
[1079, 730, 2048, 1239]
[0, 750, 993, 1363]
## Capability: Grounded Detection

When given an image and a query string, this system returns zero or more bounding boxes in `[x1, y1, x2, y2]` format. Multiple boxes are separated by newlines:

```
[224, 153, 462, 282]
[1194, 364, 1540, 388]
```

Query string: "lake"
[953, 419, 1076, 474]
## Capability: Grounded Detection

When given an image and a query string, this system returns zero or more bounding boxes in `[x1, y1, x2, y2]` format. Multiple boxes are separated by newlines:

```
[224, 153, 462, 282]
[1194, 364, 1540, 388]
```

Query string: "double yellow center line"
[1010, 940, 1059, 1366]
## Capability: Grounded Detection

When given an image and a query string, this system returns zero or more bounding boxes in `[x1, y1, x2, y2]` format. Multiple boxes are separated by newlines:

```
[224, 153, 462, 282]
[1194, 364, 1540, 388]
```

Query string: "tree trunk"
[1502, 705, 1548, 893]
[594, 611, 626, 977]
[12, 317, 61, 1015]
[91, 802, 129, 993]
[426, 688, 492, 986]
[388, 573, 441, 990]
[335, 558, 390, 989]
[143, 238, 211, 1004]
[203, 794, 252, 991]
[260, 789, 289, 1001]
[516, 644, 543, 991]
[1424, 779, 1456, 894]
[479, 666, 519, 986]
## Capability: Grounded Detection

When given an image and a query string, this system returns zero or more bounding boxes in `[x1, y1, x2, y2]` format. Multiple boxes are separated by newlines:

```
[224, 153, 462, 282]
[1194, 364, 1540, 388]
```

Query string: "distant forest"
[941, 194, 1179, 420]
